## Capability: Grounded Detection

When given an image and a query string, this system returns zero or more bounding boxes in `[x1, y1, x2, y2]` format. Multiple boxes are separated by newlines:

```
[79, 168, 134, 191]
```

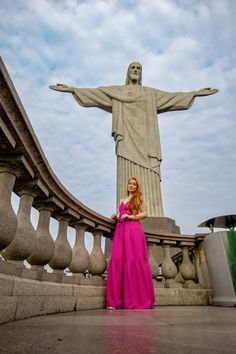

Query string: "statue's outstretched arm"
[195, 87, 219, 97]
[49, 83, 73, 93]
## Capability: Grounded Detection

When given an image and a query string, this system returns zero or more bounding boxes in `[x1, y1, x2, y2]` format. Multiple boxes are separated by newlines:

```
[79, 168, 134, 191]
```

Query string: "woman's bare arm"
[121, 203, 147, 221]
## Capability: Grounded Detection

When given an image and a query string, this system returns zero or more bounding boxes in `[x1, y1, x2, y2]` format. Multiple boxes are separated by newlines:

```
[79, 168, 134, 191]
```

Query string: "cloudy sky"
[1, 0, 235, 239]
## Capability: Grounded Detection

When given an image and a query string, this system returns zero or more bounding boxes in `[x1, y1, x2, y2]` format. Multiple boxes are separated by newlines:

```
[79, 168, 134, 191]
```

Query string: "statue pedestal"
[141, 216, 181, 235]
[141, 216, 181, 267]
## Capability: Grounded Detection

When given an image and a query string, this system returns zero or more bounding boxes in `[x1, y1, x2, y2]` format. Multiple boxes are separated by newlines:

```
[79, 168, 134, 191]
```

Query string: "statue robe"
[72, 85, 195, 216]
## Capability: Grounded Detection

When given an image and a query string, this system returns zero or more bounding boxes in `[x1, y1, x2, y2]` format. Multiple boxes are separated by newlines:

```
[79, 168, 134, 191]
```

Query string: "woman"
[106, 177, 155, 309]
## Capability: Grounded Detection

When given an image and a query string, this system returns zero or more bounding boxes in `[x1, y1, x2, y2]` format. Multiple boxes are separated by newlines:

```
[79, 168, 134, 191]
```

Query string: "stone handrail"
[0, 58, 212, 323]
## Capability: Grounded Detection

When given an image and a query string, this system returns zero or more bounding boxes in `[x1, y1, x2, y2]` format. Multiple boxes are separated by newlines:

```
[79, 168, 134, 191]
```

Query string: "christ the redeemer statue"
[50, 62, 218, 217]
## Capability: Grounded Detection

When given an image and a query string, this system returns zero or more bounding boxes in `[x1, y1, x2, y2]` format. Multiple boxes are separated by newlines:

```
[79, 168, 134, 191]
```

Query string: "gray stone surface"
[156, 288, 212, 306]
[12, 277, 73, 296]
[0, 296, 18, 323]
[15, 296, 45, 320]
[44, 296, 76, 315]
[0, 306, 235, 354]
[76, 296, 105, 310]
[142, 216, 181, 234]
[74, 285, 105, 310]
[72, 285, 105, 297]
[0, 273, 14, 295]
[0, 258, 22, 277]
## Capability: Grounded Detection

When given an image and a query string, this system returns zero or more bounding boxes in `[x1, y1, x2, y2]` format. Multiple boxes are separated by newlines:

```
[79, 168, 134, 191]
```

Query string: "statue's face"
[128, 62, 142, 83]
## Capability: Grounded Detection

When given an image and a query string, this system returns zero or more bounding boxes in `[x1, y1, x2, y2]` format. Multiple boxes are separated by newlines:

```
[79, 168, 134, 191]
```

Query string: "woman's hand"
[121, 214, 133, 220]
[111, 213, 117, 220]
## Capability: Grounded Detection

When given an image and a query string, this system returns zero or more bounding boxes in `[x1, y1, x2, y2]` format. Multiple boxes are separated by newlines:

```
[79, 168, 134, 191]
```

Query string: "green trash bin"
[204, 230, 236, 306]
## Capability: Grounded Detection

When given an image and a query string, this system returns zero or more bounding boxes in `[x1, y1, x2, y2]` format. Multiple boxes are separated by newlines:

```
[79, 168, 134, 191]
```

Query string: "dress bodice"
[118, 201, 131, 215]
[117, 201, 133, 223]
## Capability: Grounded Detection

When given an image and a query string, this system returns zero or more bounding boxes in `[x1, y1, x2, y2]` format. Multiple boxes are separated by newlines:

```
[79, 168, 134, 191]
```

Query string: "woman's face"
[127, 179, 138, 193]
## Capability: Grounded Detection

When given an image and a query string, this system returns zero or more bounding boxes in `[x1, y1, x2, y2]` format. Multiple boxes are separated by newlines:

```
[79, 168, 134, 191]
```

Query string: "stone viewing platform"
[1, 306, 236, 354]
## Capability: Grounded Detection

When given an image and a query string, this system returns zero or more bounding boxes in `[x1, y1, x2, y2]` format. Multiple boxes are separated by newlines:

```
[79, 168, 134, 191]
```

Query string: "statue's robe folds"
[72, 85, 195, 216]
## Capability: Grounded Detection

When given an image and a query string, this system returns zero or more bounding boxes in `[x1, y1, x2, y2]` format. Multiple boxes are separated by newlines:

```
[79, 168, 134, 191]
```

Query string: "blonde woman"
[106, 177, 155, 309]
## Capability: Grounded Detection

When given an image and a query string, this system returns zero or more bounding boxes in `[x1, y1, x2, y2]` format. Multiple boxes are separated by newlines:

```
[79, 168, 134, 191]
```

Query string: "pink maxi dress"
[106, 201, 155, 309]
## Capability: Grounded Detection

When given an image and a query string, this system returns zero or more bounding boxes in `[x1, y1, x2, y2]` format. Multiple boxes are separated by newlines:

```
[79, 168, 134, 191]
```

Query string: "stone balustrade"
[0, 57, 212, 324]
[146, 232, 210, 289]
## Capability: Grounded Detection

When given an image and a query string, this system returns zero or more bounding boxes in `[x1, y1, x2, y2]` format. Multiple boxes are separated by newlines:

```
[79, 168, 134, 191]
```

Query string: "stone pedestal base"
[183, 280, 200, 289]
[0, 259, 38, 279]
[66, 273, 84, 285]
[153, 280, 164, 288]
[90, 275, 105, 286]
[165, 279, 183, 288]
[155, 287, 213, 306]
[141, 216, 181, 235]
[80, 277, 94, 286]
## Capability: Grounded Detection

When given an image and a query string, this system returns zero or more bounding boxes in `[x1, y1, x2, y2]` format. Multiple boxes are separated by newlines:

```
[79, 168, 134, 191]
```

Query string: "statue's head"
[125, 62, 142, 85]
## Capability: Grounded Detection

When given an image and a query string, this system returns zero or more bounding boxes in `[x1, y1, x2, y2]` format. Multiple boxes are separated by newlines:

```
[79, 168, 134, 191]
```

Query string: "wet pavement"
[0, 306, 236, 354]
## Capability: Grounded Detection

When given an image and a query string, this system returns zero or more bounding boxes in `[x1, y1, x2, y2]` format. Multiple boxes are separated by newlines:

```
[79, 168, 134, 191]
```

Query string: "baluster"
[175, 268, 185, 286]
[89, 227, 107, 285]
[1, 187, 37, 265]
[49, 216, 72, 273]
[180, 244, 197, 288]
[171, 250, 184, 286]
[161, 242, 178, 288]
[27, 203, 55, 268]
[0, 163, 19, 250]
[148, 242, 159, 286]
[69, 219, 94, 284]
[195, 240, 211, 288]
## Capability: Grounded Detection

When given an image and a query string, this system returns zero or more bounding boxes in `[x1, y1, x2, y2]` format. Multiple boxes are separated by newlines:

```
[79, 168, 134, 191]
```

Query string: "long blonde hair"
[126, 177, 143, 215]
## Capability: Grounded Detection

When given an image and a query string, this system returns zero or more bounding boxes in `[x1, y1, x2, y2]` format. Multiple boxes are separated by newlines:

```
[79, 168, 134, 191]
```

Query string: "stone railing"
[147, 232, 210, 288]
[0, 57, 212, 323]
[146, 231, 212, 306]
